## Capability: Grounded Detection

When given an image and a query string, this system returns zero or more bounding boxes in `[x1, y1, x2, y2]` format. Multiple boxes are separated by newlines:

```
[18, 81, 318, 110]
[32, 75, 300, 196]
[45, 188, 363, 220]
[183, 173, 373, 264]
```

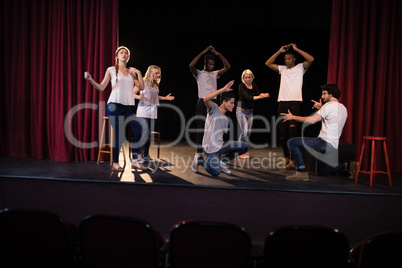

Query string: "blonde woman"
[236, 69, 270, 158]
[135, 65, 174, 161]
[84, 46, 144, 171]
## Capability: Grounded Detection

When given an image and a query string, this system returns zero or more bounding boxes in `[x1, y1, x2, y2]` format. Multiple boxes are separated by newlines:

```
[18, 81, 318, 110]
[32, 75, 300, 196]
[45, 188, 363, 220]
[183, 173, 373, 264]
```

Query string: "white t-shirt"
[195, 70, 219, 98]
[136, 82, 160, 119]
[202, 103, 228, 153]
[107, 66, 136, 105]
[317, 101, 348, 149]
[277, 63, 306, 101]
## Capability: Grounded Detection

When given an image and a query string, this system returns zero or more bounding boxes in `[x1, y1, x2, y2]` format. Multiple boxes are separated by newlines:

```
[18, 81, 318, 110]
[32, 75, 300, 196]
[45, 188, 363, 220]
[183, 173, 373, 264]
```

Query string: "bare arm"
[129, 67, 144, 90]
[159, 93, 174, 101]
[281, 109, 322, 125]
[204, 80, 234, 110]
[290, 44, 314, 70]
[210, 46, 231, 77]
[133, 85, 143, 100]
[265, 45, 289, 72]
[189, 46, 210, 77]
[84, 70, 111, 92]
[254, 93, 270, 100]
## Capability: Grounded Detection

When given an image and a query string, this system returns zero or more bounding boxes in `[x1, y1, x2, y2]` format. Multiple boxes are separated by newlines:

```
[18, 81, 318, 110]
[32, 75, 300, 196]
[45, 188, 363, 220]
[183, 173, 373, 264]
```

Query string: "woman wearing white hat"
[84, 46, 145, 171]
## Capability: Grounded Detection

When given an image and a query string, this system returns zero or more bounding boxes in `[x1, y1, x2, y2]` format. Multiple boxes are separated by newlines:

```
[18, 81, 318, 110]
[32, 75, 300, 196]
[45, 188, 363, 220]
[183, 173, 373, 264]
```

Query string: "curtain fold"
[327, 0, 402, 172]
[1, 0, 118, 161]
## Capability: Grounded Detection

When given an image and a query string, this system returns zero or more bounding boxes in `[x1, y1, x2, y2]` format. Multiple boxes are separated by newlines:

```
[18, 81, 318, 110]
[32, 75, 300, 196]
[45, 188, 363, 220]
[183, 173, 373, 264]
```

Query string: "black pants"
[278, 101, 301, 159]
[195, 98, 219, 154]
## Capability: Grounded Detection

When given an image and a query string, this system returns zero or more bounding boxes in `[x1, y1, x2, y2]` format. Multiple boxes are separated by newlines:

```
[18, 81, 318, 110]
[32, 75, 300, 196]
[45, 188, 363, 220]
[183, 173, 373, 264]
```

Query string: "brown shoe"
[276, 157, 291, 169]
[284, 160, 296, 170]
[285, 171, 309, 181]
[349, 161, 359, 179]
[112, 163, 124, 172]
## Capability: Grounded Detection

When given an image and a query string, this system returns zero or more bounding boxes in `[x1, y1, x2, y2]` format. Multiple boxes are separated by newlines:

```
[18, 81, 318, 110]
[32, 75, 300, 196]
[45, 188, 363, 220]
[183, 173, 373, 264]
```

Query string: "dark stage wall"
[2, 176, 401, 248]
[118, 1, 332, 142]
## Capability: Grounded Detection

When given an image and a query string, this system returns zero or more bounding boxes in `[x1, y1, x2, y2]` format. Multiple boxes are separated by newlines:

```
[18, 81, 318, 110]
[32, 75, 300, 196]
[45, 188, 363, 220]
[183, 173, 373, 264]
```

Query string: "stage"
[0, 142, 400, 195]
[1, 142, 401, 248]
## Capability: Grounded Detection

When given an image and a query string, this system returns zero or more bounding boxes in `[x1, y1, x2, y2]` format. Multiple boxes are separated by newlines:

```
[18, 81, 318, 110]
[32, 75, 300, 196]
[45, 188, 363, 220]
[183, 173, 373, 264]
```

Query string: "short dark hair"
[220, 92, 235, 103]
[321, 84, 341, 99]
[284, 48, 296, 58]
[204, 54, 215, 65]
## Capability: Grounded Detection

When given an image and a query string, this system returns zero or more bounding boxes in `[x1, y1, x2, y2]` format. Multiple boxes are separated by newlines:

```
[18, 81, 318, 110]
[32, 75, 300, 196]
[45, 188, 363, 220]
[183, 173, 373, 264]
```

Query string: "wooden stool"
[152, 131, 161, 158]
[97, 116, 126, 166]
[141, 131, 161, 159]
[355, 136, 392, 187]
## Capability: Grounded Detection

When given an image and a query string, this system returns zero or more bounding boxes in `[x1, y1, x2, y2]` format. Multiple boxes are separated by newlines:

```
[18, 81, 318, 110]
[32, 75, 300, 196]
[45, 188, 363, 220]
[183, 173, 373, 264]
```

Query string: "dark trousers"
[288, 137, 347, 175]
[278, 101, 301, 159]
[138, 117, 154, 157]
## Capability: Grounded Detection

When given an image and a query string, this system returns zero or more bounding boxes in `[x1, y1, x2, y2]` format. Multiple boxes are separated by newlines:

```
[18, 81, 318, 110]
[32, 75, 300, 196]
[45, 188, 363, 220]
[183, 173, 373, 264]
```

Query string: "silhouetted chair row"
[350, 230, 402, 268]
[1, 208, 401, 267]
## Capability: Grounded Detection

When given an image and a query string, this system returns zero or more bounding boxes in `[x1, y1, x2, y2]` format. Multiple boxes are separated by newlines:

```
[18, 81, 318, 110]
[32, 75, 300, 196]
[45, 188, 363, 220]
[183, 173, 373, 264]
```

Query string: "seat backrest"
[168, 220, 251, 268]
[358, 231, 402, 268]
[79, 214, 160, 268]
[263, 225, 350, 268]
[0, 208, 74, 267]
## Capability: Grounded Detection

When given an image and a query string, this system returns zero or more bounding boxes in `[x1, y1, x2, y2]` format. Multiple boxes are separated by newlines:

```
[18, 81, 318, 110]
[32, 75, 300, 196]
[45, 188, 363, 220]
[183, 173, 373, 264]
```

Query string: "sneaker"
[239, 153, 249, 159]
[137, 155, 144, 163]
[131, 159, 145, 170]
[284, 160, 296, 170]
[191, 154, 200, 172]
[220, 160, 232, 175]
[276, 157, 291, 169]
[285, 171, 309, 181]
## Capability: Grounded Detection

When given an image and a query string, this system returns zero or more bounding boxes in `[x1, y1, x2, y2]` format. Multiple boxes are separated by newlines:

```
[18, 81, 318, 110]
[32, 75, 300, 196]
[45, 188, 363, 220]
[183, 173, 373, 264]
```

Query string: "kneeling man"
[281, 84, 349, 181]
[192, 80, 249, 176]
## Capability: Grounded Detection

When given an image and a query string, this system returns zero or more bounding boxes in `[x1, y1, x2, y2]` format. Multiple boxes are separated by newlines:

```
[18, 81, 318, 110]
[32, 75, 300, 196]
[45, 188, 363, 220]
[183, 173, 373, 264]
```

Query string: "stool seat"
[355, 136, 392, 187]
[362, 136, 387, 141]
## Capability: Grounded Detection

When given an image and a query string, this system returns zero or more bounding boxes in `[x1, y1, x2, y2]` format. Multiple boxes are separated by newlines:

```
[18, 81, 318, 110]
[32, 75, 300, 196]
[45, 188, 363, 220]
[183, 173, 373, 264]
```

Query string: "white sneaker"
[220, 160, 232, 175]
[131, 159, 144, 170]
[191, 154, 200, 172]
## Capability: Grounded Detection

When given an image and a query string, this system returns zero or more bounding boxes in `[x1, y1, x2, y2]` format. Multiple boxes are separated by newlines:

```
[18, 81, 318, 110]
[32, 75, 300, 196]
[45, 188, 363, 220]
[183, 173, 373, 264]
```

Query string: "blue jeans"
[236, 108, 253, 143]
[287, 137, 347, 175]
[107, 103, 142, 163]
[198, 141, 249, 176]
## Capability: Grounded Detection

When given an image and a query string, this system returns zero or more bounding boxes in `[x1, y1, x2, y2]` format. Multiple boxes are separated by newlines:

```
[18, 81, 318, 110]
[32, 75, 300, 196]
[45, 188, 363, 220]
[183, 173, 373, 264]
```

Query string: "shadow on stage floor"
[1, 142, 401, 196]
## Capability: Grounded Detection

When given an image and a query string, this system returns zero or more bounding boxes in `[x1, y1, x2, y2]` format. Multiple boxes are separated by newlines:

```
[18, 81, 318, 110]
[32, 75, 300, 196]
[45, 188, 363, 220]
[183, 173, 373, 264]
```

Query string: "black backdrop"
[119, 1, 332, 146]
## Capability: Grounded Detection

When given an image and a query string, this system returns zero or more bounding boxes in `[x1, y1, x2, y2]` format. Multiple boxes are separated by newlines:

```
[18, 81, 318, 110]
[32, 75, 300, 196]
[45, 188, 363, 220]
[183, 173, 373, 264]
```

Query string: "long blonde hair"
[143, 65, 161, 91]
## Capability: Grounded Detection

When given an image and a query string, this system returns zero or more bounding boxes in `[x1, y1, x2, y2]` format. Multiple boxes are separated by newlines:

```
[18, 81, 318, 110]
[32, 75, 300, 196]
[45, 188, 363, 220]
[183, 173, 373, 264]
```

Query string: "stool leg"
[97, 119, 107, 164]
[121, 143, 126, 166]
[355, 139, 365, 183]
[110, 125, 113, 166]
[369, 140, 375, 187]
[383, 140, 392, 187]
[157, 134, 160, 158]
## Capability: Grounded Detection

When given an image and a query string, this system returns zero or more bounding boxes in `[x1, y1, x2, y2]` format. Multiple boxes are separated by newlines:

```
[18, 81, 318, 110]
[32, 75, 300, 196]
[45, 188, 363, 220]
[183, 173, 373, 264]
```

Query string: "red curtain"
[1, 0, 118, 161]
[328, 0, 402, 172]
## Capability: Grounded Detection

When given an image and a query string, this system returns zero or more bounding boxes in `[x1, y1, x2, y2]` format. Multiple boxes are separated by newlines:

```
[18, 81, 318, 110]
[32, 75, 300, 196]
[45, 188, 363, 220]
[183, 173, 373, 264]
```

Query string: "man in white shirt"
[280, 84, 349, 181]
[191, 81, 249, 176]
[189, 45, 231, 156]
[265, 44, 314, 169]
